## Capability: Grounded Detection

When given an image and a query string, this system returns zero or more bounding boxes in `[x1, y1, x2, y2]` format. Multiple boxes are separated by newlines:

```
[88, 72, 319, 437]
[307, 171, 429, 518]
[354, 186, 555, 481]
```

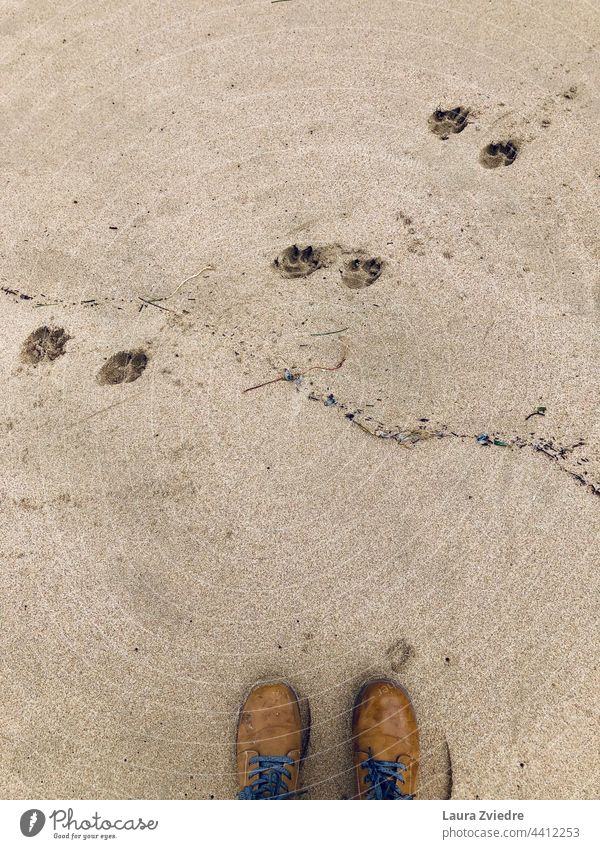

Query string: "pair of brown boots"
[237, 678, 419, 799]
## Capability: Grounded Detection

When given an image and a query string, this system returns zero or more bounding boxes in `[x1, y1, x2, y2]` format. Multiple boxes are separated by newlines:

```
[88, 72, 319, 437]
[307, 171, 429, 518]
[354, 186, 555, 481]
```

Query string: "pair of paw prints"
[273, 245, 383, 289]
[20, 326, 148, 385]
[429, 105, 519, 167]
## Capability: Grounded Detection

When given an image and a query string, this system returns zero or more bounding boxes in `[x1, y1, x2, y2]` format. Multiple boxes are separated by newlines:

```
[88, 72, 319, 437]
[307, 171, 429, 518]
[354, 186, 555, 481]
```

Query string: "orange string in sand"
[243, 350, 346, 393]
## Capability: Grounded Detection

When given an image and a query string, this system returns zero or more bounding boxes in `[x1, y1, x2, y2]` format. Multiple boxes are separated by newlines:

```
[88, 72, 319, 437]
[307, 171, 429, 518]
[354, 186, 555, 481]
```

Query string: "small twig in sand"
[243, 374, 287, 393]
[351, 419, 377, 437]
[146, 265, 214, 303]
[525, 405, 547, 421]
[309, 327, 349, 336]
[138, 297, 179, 314]
[244, 350, 346, 393]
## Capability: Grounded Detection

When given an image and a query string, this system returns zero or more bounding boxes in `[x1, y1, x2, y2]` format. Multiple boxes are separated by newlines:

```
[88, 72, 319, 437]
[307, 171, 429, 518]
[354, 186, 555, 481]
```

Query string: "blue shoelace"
[361, 751, 414, 799]
[239, 755, 296, 800]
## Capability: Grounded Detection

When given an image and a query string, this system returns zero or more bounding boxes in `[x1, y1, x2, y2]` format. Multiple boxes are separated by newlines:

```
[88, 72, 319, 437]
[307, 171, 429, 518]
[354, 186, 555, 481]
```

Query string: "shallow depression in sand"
[97, 350, 148, 385]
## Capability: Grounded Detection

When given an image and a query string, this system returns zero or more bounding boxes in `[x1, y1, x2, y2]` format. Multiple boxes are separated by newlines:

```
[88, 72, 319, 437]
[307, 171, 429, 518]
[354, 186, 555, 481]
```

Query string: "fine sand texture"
[1, 1, 599, 799]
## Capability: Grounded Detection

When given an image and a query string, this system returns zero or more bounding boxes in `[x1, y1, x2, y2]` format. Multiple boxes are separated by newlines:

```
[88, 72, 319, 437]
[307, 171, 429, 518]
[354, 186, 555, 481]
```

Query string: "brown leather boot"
[237, 681, 308, 799]
[352, 678, 419, 799]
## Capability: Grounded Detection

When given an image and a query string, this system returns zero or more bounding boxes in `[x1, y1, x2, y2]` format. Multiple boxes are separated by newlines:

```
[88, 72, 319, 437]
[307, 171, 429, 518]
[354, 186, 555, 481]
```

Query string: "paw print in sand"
[429, 106, 469, 138]
[97, 350, 148, 385]
[273, 245, 322, 278]
[21, 326, 70, 365]
[480, 141, 518, 168]
[341, 257, 383, 289]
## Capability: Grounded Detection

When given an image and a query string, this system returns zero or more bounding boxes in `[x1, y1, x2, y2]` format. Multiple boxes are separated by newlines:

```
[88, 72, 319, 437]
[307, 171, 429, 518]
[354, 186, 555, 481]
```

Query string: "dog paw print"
[480, 141, 518, 168]
[429, 106, 469, 138]
[273, 244, 322, 278]
[97, 350, 148, 385]
[341, 256, 383, 289]
[21, 326, 70, 365]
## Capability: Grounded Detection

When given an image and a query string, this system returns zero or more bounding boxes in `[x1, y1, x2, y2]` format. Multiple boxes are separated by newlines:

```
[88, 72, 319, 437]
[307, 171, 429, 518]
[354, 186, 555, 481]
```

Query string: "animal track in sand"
[273, 244, 322, 278]
[97, 350, 148, 385]
[386, 638, 414, 672]
[21, 326, 70, 365]
[429, 106, 469, 138]
[340, 256, 383, 289]
[480, 141, 519, 168]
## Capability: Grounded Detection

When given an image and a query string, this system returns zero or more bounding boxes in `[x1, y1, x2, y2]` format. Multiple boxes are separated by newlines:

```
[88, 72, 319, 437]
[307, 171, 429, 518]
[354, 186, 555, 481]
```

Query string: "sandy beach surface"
[1, 1, 599, 799]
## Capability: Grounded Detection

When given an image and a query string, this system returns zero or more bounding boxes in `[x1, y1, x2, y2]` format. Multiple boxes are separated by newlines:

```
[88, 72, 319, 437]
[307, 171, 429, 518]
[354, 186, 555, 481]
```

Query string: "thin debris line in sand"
[1, 266, 215, 313]
[139, 264, 215, 315]
[310, 391, 600, 498]
[66, 391, 144, 428]
[244, 362, 599, 500]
